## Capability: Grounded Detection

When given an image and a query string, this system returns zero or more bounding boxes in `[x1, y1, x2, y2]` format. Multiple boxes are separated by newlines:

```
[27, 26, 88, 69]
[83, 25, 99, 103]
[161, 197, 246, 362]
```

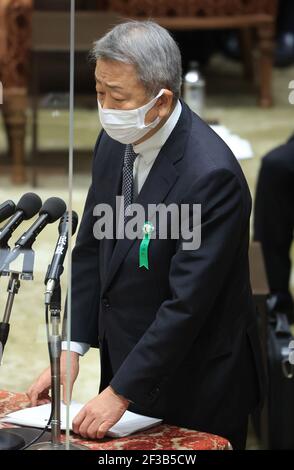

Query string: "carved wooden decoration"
[109, 0, 277, 17]
[0, 0, 33, 88]
[0, 0, 32, 184]
[108, 0, 277, 108]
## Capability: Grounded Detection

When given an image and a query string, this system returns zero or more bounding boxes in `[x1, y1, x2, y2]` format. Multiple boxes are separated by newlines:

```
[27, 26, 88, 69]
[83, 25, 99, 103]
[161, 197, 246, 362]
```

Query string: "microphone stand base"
[27, 440, 88, 450]
[0, 429, 25, 450]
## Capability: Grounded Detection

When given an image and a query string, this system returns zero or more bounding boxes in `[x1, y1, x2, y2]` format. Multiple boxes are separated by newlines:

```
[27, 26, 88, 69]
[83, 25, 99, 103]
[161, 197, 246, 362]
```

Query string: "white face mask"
[97, 89, 165, 144]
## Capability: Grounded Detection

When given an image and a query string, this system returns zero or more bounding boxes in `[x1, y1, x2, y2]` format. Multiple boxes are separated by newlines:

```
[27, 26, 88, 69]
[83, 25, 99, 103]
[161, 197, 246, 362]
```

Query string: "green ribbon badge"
[139, 221, 154, 270]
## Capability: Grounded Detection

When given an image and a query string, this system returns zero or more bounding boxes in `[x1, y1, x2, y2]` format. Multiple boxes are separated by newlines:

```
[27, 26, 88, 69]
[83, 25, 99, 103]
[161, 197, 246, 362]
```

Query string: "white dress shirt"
[62, 99, 182, 356]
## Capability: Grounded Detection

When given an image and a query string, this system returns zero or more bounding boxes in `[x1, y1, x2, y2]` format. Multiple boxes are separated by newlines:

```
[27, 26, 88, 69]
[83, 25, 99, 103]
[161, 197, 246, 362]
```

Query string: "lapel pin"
[139, 221, 154, 270]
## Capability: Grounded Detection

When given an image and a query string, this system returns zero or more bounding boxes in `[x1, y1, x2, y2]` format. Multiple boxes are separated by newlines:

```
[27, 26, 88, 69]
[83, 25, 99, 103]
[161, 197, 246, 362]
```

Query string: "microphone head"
[72, 211, 79, 236]
[40, 197, 67, 223]
[0, 200, 15, 223]
[16, 193, 42, 220]
[58, 210, 79, 236]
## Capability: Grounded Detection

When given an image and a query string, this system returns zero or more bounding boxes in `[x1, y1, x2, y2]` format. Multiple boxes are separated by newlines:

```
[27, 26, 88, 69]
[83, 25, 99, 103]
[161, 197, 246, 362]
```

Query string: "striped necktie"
[122, 144, 138, 219]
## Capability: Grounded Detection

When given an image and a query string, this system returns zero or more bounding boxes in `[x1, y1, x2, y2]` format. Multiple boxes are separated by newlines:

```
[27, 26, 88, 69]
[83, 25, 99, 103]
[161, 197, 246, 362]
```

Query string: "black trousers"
[254, 134, 294, 307]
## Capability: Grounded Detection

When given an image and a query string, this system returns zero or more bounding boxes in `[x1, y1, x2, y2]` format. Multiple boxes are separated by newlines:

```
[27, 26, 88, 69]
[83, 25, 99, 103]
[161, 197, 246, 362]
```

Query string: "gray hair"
[92, 20, 182, 101]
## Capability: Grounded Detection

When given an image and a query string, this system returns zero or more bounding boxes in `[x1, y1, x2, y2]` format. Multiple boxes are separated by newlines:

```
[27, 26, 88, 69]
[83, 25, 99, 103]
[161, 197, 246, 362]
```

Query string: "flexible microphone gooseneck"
[44, 211, 79, 305]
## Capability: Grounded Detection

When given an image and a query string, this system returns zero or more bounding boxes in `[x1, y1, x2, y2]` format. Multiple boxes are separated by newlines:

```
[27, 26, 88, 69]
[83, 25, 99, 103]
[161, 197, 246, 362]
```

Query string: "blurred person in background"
[254, 134, 294, 322]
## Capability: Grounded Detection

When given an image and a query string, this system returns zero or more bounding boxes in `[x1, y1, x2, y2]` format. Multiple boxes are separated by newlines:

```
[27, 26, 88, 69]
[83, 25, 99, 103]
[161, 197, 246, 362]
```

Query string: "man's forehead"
[95, 76, 124, 90]
[95, 61, 143, 92]
[95, 60, 136, 77]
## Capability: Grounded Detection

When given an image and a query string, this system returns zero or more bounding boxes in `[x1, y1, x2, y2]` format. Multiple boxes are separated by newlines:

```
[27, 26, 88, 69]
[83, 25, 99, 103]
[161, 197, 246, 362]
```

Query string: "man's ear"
[158, 90, 174, 118]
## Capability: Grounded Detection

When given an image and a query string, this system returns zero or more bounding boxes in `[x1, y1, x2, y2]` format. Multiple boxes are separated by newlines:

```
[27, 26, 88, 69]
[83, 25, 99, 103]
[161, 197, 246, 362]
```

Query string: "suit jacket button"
[102, 297, 110, 308]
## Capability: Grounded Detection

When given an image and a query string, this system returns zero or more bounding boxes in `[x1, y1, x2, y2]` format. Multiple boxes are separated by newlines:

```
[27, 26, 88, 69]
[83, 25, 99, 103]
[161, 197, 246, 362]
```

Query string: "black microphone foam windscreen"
[0, 200, 15, 223]
[40, 197, 67, 223]
[16, 193, 42, 220]
[72, 211, 79, 235]
[59, 210, 79, 236]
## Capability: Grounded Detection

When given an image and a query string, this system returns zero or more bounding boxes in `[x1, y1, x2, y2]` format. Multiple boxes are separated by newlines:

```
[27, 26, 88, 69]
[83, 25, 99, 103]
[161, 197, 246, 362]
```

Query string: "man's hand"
[27, 351, 80, 406]
[72, 385, 130, 439]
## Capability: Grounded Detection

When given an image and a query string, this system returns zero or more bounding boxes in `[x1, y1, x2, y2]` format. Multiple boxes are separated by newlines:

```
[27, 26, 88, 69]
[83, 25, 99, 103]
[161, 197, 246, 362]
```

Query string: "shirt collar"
[132, 99, 182, 165]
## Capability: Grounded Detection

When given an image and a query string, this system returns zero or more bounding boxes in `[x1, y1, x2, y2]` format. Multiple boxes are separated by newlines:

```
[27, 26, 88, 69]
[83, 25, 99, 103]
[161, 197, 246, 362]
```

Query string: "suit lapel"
[102, 101, 192, 294]
[98, 140, 124, 271]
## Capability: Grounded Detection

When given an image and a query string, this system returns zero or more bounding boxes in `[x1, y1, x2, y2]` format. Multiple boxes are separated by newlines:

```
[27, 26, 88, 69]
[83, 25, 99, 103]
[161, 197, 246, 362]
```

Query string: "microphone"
[0, 197, 66, 274]
[0, 200, 15, 224]
[0, 193, 42, 247]
[44, 211, 79, 305]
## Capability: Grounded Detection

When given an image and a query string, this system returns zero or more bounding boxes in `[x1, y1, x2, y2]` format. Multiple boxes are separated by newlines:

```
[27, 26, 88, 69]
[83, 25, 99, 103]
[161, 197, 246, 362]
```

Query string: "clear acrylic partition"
[66, 1, 122, 449]
[67, 1, 122, 449]
[0, 0, 72, 449]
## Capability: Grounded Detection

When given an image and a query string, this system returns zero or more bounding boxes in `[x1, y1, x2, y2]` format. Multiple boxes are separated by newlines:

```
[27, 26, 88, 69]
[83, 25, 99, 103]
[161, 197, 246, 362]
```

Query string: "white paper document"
[1, 401, 162, 438]
[210, 125, 253, 160]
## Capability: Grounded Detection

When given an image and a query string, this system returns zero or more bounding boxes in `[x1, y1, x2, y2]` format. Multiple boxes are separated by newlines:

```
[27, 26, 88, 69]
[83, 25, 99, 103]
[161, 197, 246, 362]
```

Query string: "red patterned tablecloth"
[0, 390, 232, 450]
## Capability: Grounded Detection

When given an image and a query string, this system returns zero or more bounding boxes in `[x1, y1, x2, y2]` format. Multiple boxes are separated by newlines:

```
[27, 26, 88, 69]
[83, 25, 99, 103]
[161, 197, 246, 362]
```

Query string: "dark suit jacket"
[69, 100, 265, 441]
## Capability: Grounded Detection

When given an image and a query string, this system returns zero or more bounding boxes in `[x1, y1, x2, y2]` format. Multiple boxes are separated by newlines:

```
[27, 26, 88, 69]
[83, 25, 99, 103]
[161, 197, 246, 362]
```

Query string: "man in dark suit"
[28, 20, 265, 449]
